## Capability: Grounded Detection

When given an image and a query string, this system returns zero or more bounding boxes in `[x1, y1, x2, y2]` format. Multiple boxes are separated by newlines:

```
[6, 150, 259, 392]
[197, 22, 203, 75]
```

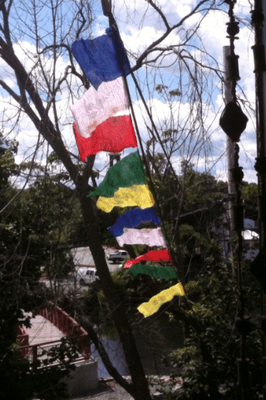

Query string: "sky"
[92, 0, 256, 183]
[0, 0, 258, 185]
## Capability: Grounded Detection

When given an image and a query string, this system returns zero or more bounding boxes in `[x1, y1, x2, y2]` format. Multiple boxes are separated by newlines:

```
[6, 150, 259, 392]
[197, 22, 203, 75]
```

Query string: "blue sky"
[0, 0, 257, 184]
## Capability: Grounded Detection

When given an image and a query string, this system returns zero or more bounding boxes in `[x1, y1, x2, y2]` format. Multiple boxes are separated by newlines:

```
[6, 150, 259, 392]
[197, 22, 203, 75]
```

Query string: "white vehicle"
[75, 267, 98, 286]
[107, 250, 128, 264]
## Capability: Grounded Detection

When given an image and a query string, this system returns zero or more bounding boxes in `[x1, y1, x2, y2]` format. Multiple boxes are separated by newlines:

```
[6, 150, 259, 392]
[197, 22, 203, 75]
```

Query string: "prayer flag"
[108, 207, 161, 237]
[138, 283, 185, 318]
[129, 264, 177, 280]
[124, 249, 172, 269]
[73, 116, 137, 161]
[88, 151, 148, 197]
[71, 27, 131, 89]
[96, 184, 154, 212]
[71, 77, 128, 138]
[116, 227, 166, 247]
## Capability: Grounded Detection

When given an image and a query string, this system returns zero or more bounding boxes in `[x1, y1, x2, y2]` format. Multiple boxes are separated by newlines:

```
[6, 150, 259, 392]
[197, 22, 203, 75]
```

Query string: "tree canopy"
[0, 1, 260, 400]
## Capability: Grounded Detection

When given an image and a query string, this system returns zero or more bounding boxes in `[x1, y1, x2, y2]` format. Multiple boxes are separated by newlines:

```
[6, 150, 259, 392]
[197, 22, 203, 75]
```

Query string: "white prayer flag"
[71, 77, 129, 138]
[116, 227, 166, 248]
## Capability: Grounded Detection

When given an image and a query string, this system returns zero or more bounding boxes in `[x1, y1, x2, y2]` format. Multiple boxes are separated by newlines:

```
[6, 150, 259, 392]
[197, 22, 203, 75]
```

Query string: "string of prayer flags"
[137, 283, 185, 318]
[116, 227, 166, 247]
[108, 207, 161, 237]
[71, 77, 128, 138]
[124, 249, 172, 269]
[129, 264, 177, 280]
[73, 116, 137, 161]
[70, 25, 181, 317]
[71, 27, 180, 317]
[71, 27, 131, 89]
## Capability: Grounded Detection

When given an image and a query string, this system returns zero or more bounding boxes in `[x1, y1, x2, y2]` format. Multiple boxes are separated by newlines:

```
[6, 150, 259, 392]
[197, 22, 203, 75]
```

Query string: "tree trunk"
[76, 179, 152, 400]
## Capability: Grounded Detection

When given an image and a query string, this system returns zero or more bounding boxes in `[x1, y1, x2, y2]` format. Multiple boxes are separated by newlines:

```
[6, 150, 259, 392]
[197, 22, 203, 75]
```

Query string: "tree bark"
[81, 319, 137, 397]
[76, 179, 152, 400]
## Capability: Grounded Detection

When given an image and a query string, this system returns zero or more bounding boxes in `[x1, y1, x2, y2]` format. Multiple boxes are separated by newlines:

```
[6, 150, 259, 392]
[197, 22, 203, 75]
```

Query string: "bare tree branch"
[131, 0, 214, 72]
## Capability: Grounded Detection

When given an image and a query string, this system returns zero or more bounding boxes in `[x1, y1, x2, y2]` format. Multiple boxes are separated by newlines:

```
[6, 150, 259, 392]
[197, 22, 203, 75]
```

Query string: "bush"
[163, 263, 263, 400]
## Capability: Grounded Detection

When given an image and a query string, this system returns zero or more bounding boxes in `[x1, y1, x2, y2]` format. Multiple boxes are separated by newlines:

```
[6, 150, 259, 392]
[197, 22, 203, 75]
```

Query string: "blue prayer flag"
[71, 27, 131, 89]
[108, 207, 161, 237]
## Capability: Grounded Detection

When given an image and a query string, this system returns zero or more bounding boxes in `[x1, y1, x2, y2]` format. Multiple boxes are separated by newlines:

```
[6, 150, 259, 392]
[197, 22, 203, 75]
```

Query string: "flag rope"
[106, 17, 185, 288]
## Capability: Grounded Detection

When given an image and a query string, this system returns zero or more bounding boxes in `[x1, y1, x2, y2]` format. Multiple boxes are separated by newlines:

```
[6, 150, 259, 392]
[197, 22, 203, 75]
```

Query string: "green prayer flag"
[129, 264, 177, 280]
[88, 151, 147, 198]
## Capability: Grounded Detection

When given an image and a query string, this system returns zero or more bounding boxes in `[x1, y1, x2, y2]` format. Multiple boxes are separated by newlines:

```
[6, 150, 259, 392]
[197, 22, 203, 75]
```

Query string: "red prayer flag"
[73, 115, 137, 161]
[124, 249, 172, 269]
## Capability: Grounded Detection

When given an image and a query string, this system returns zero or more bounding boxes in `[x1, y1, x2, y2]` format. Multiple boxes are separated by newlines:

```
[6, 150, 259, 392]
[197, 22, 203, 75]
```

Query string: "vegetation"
[0, 136, 79, 399]
[163, 263, 262, 400]
[67, 163, 262, 399]
[1, 125, 261, 399]
[0, 1, 260, 400]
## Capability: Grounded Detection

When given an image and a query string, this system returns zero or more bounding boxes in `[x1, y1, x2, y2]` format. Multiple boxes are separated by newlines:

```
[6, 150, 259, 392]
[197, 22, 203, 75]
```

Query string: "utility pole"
[251, 1, 266, 398]
[223, 45, 236, 274]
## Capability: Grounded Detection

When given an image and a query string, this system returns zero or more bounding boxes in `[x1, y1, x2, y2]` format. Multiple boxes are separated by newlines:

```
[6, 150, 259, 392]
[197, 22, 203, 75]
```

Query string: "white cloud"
[0, 1, 258, 185]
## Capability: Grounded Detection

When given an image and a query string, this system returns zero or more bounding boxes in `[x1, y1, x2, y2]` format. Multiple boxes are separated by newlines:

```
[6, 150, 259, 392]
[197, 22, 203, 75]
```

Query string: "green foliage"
[0, 139, 82, 400]
[242, 182, 258, 206]
[180, 223, 223, 278]
[155, 84, 168, 93]
[150, 160, 228, 280]
[19, 180, 76, 278]
[0, 132, 18, 189]
[162, 264, 263, 400]
[169, 89, 182, 97]
[78, 156, 262, 399]
[242, 182, 258, 221]
[180, 164, 227, 213]
[0, 335, 79, 400]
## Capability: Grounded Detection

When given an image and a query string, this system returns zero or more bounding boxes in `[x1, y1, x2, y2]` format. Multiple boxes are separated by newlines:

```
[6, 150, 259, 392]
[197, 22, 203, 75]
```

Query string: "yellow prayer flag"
[138, 283, 185, 318]
[96, 184, 155, 213]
